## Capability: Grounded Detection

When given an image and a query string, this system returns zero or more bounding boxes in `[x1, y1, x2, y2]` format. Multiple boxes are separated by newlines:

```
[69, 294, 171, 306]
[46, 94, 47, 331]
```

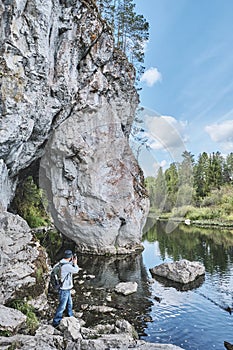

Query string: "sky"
[133, 0, 233, 176]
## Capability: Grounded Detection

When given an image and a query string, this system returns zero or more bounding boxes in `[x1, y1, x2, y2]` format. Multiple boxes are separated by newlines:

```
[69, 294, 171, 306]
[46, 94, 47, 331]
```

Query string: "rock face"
[0, 305, 26, 333]
[150, 259, 205, 285]
[0, 0, 149, 254]
[0, 211, 47, 304]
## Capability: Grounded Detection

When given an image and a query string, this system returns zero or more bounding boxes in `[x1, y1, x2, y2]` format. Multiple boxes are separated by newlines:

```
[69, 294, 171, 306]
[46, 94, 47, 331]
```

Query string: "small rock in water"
[143, 315, 153, 322]
[86, 275, 95, 280]
[154, 296, 162, 303]
[106, 294, 112, 302]
[224, 341, 233, 350]
[115, 281, 138, 295]
[225, 306, 232, 314]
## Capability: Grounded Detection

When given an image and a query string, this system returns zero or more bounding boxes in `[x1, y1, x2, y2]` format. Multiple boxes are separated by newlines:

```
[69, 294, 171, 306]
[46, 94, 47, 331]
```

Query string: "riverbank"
[148, 208, 233, 230]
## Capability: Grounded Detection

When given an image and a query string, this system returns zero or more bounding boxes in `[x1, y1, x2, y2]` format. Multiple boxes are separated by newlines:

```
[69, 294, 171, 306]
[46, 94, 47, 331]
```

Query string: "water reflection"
[72, 253, 153, 335]
[141, 217, 233, 349]
[143, 218, 233, 274]
[47, 219, 233, 349]
[150, 274, 205, 292]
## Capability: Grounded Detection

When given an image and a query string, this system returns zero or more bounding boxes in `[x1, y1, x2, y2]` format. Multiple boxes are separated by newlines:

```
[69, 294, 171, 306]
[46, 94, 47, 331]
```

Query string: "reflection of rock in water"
[72, 253, 153, 337]
[153, 274, 205, 291]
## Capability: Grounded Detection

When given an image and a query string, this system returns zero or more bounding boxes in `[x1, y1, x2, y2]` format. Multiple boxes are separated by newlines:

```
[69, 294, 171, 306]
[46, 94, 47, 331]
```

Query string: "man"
[52, 249, 80, 327]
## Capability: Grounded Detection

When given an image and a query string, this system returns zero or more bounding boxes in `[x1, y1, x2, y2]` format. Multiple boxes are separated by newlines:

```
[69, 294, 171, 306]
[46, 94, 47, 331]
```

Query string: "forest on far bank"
[145, 151, 233, 224]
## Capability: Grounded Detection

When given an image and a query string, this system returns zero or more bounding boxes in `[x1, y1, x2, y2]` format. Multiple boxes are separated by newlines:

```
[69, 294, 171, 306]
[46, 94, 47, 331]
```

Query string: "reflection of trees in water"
[73, 253, 153, 336]
[143, 219, 233, 274]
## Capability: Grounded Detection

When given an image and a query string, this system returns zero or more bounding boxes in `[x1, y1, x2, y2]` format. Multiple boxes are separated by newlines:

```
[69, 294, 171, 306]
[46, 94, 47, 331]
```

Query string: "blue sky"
[133, 0, 233, 176]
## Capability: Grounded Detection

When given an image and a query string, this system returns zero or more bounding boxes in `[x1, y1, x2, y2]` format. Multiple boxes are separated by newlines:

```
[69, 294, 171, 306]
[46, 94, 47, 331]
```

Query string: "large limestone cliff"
[0, 0, 149, 254]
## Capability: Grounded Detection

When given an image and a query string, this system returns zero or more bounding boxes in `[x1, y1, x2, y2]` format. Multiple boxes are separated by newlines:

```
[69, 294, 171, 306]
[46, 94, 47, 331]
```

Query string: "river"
[141, 219, 233, 349]
[50, 218, 233, 350]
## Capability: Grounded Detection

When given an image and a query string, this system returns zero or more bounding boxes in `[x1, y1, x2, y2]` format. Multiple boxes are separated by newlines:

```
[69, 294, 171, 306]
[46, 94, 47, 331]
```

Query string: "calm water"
[51, 219, 233, 350]
[141, 219, 233, 350]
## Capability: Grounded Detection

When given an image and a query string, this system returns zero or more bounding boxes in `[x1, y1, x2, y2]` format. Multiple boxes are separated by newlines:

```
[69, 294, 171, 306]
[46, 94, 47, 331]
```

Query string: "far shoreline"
[147, 213, 233, 230]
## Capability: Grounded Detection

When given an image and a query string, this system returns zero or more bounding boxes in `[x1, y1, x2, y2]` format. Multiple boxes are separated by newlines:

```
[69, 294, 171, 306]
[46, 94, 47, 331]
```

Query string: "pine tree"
[164, 162, 179, 211]
[225, 153, 233, 183]
[154, 167, 167, 211]
[178, 151, 194, 186]
[194, 152, 211, 198]
[96, 0, 149, 79]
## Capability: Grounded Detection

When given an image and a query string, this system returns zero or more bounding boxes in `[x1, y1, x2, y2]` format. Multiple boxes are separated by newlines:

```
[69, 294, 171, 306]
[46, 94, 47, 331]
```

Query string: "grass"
[9, 300, 39, 335]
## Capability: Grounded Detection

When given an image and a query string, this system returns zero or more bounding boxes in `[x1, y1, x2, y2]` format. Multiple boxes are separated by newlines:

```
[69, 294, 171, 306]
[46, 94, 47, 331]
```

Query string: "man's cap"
[64, 250, 73, 258]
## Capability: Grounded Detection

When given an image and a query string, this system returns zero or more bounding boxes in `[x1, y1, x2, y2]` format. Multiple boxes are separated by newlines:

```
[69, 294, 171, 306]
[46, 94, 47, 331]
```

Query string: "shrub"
[9, 300, 39, 335]
[171, 205, 195, 218]
[11, 176, 50, 228]
[187, 207, 221, 220]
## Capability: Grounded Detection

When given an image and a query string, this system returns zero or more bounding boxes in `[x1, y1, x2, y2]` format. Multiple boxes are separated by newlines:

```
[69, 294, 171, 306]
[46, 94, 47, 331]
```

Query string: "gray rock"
[0, 305, 26, 333]
[88, 305, 116, 313]
[115, 319, 136, 335]
[0, 212, 47, 304]
[0, 326, 65, 349]
[0, 319, 184, 350]
[0, 160, 14, 210]
[59, 317, 82, 341]
[115, 281, 138, 295]
[27, 292, 49, 312]
[0, 0, 149, 255]
[150, 259, 205, 284]
[132, 343, 184, 349]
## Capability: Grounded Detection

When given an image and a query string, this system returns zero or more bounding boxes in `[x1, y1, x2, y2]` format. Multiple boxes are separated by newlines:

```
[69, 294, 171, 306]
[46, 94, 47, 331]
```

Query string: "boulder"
[0, 325, 65, 349]
[0, 319, 185, 350]
[150, 259, 205, 284]
[0, 305, 26, 333]
[59, 316, 82, 341]
[0, 0, 149, 254]
[0, 211, 47, 304]
[115, 281, 138, 295]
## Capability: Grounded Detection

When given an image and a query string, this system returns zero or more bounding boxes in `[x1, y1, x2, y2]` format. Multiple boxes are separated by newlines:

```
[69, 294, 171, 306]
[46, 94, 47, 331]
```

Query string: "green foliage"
[11, 176, 50, 228]
[35, 266, 44, 283]
[0, 330, 12, 337]
[6, 341, 22, 350]
[142, 219, 233, 273]
[171, 205, 194, 218]
[186, 207, 221, 221]
[96, 0, 149, 79]
[145, 151, 233, 224]
[9, 300, 39, 335]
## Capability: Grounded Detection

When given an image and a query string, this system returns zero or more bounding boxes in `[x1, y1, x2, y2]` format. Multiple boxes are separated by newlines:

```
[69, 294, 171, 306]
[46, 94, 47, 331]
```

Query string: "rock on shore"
[0, 316, 185, 350]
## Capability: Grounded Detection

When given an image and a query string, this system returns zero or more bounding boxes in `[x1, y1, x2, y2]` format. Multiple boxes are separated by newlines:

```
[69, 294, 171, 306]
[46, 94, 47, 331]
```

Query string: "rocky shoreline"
[0, 313, 184, 350]
[0, 211, 184, 349]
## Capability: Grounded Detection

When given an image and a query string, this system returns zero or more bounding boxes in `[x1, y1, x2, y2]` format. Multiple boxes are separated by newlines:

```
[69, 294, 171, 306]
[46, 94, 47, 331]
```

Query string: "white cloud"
[145, 115, 188, 156]
[140, 67, 162, 87]
[152, 160, 167, 174]
[160, 159, 167, 168]
[205, 120, 233, 150]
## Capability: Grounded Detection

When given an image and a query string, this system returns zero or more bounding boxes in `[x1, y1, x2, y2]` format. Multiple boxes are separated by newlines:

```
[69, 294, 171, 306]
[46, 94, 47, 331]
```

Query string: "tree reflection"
[143, 219, 233, 274]
[72, 253, 153, 336]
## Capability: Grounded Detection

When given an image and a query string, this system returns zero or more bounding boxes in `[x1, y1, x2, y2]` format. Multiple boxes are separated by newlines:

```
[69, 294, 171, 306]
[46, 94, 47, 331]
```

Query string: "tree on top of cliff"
[97, 0, 149, 79]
